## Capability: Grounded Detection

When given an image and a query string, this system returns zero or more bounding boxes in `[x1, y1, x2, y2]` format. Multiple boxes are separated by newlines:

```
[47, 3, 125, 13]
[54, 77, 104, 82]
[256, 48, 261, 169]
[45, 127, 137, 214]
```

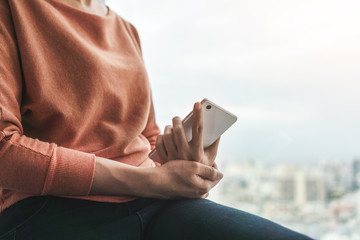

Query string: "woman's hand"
[139, 160, 223, 199]
[156, 102, 220, 166]
[91, 157, 222, 199]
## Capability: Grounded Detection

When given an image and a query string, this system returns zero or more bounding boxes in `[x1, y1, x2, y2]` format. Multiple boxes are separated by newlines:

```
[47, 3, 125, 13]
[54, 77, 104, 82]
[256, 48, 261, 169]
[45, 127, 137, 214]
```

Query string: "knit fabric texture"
[0, 0, 160, 212]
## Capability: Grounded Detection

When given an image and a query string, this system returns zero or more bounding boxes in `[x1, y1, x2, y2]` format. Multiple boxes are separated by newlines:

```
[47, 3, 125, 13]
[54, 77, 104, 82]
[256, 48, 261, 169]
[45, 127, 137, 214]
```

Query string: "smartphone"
[149, 98, 237, 162]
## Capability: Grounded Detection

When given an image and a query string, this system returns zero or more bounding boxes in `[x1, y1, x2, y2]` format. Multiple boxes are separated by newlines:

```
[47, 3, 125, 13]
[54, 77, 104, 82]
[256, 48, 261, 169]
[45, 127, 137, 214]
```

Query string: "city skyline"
[209, 158, 360, 239]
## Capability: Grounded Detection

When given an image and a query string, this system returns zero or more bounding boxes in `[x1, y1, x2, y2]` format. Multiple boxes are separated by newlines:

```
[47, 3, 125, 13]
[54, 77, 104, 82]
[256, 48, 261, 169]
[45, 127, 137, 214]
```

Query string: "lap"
[143, 198, 313, 240]
[0, 196, 313, 240]
[0, 196, 153, 240]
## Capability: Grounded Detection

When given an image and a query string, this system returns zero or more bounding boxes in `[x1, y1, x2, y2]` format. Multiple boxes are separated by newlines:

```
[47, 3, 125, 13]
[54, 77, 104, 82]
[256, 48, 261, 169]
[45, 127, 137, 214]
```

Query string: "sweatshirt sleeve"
[0, 1, 95, 196]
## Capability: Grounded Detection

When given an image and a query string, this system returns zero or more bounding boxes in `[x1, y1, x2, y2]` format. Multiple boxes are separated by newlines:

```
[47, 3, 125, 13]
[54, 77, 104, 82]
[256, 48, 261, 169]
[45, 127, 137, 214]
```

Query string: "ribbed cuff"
[41, 146, 96, 196]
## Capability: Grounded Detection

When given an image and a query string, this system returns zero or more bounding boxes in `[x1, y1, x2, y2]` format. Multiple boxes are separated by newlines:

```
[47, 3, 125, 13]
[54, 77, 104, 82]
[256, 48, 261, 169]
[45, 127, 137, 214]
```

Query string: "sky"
[107, 0, 360, 163]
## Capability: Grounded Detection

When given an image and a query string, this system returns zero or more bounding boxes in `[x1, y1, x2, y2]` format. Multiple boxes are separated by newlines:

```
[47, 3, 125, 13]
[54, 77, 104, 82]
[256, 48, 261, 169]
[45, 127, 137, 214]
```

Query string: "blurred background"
[107, 1, 360, 239]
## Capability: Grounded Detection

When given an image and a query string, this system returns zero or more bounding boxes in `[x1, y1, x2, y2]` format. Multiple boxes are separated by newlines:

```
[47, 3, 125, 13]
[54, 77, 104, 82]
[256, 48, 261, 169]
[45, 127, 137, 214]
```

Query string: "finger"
[201, 192, 209, 199]
[212, 162, 219, 170]
[163, 125, 177, 159]
[207, 176, 222, 190]
[204, 137, 221, 163]
[194, 176, 220, 196]
[156, 135, 168, 163]
[196, 164, 223, 181]
[205, 137, 220, 153]
[191, 102, 203, 149]
[172, 116, 188, 154]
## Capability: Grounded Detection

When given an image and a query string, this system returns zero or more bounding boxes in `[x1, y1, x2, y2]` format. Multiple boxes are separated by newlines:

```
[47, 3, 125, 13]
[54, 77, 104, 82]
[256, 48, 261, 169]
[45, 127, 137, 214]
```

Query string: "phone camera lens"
[206, 105, 212, 110]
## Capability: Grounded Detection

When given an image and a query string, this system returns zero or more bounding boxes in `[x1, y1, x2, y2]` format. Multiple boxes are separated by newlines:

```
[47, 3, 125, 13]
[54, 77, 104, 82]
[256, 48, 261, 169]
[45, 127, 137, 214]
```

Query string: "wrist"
[129, 166, 161, 198]
[90, 157, 152, 197]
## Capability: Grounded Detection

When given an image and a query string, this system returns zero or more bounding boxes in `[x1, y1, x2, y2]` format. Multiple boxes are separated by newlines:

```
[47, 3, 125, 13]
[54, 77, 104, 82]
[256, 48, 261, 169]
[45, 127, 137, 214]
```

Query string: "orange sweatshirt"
[0, 0, 160, 212]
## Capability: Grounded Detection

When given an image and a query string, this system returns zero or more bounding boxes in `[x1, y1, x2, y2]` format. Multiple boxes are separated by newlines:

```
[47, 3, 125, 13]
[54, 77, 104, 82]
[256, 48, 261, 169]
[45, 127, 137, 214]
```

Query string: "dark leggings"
[0, 196, 314, 240]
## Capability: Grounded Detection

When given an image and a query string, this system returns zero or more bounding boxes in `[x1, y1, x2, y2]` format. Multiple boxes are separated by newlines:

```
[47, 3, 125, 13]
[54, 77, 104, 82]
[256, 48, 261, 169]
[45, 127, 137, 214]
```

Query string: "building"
[352, 158, 360, 190]
[278, 170, 326, 205]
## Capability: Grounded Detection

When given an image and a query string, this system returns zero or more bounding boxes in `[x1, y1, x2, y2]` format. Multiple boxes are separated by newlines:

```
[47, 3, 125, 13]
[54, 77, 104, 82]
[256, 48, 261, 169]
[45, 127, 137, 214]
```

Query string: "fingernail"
[195, 102, 201, 110]
[165, 125, 171, 133]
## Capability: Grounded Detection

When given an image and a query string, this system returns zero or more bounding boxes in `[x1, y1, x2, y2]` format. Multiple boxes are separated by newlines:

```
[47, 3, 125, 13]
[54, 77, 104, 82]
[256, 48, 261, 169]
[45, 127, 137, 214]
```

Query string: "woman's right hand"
[139, 160, 223, 199]
[90, 157, 223, 199]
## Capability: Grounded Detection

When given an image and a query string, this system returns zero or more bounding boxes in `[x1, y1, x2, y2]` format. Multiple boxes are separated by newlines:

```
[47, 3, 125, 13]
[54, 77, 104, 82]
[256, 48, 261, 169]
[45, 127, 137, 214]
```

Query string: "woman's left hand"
[155, 102, 220, 166]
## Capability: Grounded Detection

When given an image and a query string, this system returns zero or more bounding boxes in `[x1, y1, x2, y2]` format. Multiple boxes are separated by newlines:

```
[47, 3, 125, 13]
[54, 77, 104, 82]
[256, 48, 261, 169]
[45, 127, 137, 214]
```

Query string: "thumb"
[205, 137, 220, 156]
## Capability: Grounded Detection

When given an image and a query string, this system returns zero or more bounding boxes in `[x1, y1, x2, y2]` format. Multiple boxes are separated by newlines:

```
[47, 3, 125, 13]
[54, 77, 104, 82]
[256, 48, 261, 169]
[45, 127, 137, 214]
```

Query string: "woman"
[0, 0, 313, 239]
